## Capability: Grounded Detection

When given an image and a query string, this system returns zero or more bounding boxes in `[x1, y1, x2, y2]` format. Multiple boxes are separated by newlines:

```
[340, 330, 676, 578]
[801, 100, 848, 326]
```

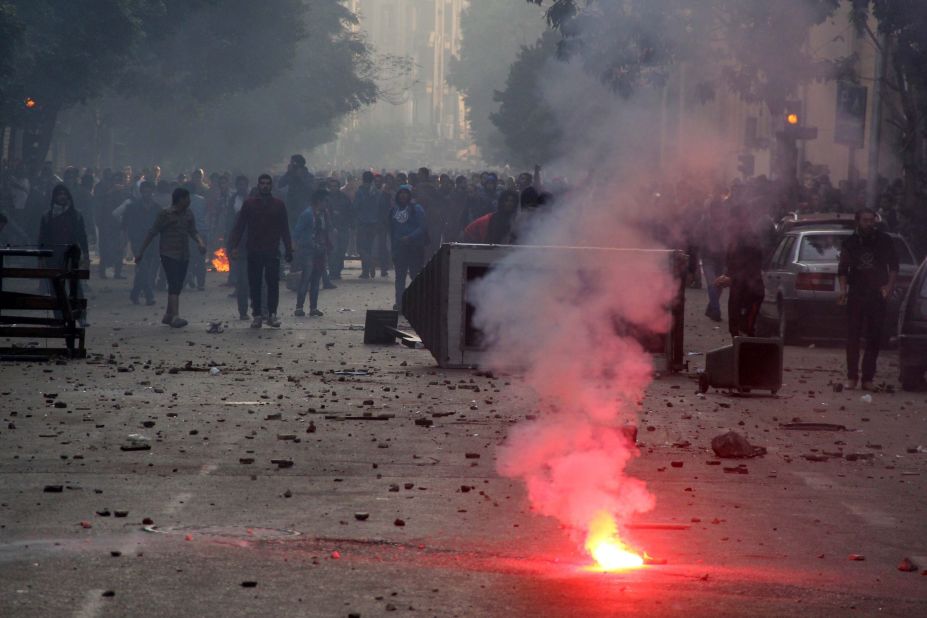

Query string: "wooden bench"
[0, 246, 89, 358]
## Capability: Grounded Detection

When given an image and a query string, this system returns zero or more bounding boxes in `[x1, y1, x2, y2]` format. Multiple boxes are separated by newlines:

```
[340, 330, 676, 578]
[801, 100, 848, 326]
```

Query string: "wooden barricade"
[0, 245, 89, 358]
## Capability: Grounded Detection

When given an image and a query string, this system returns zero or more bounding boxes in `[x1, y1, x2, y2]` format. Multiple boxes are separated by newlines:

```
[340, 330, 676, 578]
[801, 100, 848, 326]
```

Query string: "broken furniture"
[401, 243, 686, 370]
[0, 245, 88, 358]
[699, 336, 783, 395]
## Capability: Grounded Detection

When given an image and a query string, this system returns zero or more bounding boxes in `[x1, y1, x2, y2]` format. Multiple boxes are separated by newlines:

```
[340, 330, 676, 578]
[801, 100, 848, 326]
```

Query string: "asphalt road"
[1, 262, 925, 617]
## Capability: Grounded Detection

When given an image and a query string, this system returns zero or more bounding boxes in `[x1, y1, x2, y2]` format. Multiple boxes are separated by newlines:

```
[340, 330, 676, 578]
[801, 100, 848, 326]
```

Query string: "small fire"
[585, 511, 644, 571]
[211, 248, 230, 273]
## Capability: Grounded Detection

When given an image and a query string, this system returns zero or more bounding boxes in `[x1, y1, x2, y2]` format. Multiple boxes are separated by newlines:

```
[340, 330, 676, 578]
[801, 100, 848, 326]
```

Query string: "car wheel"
[900, 366, 927, 392]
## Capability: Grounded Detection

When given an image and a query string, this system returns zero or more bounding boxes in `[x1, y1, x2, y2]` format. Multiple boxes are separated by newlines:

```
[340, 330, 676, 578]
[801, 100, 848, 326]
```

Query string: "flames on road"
[211, 248, 230, 273]
[585, 511, 644, 571]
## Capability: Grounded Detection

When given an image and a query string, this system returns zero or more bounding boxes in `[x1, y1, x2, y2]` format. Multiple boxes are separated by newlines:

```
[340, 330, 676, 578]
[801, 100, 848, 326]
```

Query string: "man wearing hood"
[838, 207, 899, 390]
[38, 184, 90, 325]
[389, 185, 426, 312]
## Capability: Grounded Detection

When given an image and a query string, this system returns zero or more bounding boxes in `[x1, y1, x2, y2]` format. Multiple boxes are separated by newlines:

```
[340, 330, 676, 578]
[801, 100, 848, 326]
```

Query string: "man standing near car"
[714, 205, 765, 338]
[838, 207, 899, 390]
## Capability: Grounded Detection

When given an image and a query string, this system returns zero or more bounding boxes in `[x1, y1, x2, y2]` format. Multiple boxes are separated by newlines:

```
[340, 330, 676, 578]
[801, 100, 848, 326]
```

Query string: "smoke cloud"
[471, 58, 727, 561]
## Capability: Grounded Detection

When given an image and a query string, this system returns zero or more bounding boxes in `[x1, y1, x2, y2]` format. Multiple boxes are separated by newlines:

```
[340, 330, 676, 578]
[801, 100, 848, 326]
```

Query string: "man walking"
[293, 189, 331, 317]
[228, 174, 293, 329]
[838, 208, 899, 390]
[124, 181, 161, 306]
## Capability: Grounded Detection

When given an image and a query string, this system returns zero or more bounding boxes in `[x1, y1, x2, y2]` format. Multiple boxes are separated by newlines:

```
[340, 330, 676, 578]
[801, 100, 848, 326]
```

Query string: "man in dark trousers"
[353, 171, 381, 279]
[123, 181, 161, 306]
[389, 184, 426, 312]
[838, 208, 899, 390]
[714, 205, 764, 338]
[228, 174, 293, 329]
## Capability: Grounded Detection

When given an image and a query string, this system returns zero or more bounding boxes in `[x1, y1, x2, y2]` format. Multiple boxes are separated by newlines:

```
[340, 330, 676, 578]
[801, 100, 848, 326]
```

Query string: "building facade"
[328, 0, 471, 169]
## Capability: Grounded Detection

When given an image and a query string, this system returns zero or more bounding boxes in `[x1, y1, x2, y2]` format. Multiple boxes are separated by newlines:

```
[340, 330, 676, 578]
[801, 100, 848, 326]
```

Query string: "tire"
[900, 366, 927, 392]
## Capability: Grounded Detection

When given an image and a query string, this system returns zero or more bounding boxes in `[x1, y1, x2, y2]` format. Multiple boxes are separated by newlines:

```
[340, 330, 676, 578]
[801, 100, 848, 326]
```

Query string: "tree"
[850, 1, 927, 210]
[490, 32, 562, 168]
[3, 0, 377, 173]
[77, 0, 379, 171]
[448, 0, 546, 164]
[526, 0, 843, 115]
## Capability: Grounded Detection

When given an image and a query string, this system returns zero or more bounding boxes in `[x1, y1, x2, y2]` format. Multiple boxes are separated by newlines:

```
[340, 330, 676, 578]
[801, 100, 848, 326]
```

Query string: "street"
[1, 261, 926, 618]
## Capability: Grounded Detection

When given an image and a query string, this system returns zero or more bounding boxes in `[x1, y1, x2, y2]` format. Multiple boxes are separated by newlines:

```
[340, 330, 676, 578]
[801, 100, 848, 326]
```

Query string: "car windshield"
[798, 234, 846, 262]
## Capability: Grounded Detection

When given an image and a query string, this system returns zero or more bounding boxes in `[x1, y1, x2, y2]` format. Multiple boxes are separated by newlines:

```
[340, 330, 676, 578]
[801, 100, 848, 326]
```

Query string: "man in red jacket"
[228, 174, 293, 329]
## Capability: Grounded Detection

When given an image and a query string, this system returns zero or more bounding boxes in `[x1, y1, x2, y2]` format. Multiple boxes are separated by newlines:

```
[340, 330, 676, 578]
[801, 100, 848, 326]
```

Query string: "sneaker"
[239, 313, 250, 321]
[250, 316, 263, 329]
[294, 308, 306, 317]
[266, 314, 281, 328]
[309, 308, 323, 317]
[170, 317, 188, 328]
[323, 283, 337, 290]
[844, 378, 859, 390]
[162, 314, 173, 325]
[861, 381, 875, 391]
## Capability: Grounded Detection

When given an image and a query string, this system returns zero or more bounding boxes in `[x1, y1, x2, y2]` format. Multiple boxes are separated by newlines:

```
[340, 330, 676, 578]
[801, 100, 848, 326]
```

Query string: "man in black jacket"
[838, 208, 899, 390]
[714, 205, 764, 338]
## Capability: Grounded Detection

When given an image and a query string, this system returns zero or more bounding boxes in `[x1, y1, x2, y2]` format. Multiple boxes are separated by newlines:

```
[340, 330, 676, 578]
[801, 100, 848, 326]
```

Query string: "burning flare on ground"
[211, 248, 230, 273]
[585, 511, 644, 571]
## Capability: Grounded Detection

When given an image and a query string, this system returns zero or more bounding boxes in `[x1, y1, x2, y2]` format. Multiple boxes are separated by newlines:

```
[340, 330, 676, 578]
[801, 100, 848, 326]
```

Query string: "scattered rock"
[354, 512, 370, 521]
[711, 431, 766, 459]
[394, 518, 406, 527]
[241, 581, 257, 588]
[43, 485, 63, 493]
[848, 554, 866, 561]
[898, 557, 919, 572]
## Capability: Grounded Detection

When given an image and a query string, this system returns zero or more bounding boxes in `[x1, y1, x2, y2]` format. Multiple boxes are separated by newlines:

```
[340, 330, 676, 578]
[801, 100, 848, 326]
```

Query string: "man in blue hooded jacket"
[389, 185, 426, 312]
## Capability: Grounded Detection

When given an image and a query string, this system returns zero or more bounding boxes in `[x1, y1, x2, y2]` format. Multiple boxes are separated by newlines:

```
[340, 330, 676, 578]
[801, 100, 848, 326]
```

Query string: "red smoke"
[472, 237, 676, 569]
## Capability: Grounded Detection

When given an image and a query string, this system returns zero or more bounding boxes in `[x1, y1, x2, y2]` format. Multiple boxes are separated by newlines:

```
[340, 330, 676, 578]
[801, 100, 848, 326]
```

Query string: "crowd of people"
[0, 156, 552, 328]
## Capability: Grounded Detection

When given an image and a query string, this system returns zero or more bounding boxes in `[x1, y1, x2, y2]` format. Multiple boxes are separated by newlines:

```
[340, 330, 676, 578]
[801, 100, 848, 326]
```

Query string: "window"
[776, 236, 797, 268]
[892, 237, 915, 265]
[797, 233, 847, 263]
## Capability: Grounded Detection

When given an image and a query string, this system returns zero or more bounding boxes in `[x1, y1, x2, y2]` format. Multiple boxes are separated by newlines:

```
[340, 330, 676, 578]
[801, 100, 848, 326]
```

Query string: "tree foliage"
[490, 32, 562, 168]
[2, 0, 379, 171]
[448, 0, 546, 164]
[526, 0, 843, 114]
[849, 0, 927, 206]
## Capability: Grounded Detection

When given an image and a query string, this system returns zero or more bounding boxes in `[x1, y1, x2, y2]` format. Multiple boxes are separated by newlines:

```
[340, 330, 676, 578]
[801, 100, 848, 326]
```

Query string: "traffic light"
[779, 101, 818, 140]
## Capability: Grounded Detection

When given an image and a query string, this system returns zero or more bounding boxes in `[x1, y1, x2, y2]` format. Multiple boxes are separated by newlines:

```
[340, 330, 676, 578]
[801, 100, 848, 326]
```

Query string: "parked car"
[756, 225, 918, 342]
[898, 257, 927, 390]
[775, 212, 868, 235]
